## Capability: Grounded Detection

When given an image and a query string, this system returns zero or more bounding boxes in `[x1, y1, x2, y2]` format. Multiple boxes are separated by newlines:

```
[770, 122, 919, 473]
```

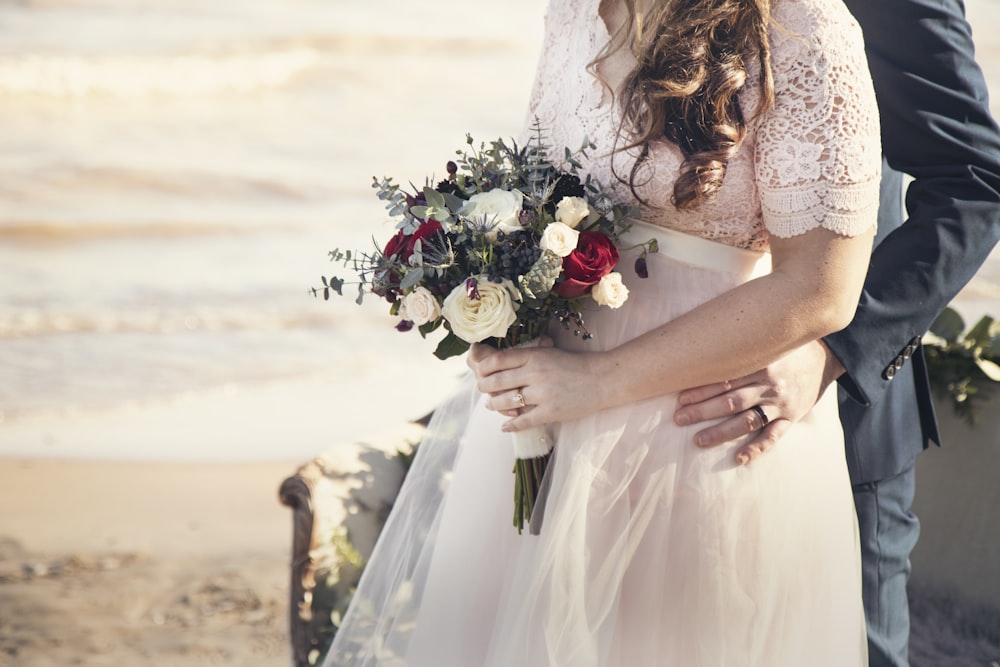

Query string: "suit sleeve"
[827, 0, 1000, 406]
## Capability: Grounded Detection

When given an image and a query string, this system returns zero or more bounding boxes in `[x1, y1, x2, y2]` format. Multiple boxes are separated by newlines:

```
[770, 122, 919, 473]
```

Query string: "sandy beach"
[2, 456, 1000, 667]
[0, 459, 297, 666]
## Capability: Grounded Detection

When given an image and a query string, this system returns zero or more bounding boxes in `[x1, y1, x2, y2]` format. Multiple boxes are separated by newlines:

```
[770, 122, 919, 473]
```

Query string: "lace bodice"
[525, 0, 881, 251]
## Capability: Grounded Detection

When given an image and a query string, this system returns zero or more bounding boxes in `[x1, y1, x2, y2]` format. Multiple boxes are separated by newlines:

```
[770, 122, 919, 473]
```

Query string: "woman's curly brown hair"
[597, 0, 776, 210]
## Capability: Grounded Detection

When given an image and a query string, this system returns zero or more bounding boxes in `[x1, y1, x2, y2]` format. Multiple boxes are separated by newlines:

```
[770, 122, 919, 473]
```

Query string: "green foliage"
[433, 331, 470, 360]
[307, 526, 366, 666]
[518, 249, 563, 300]
[924, 306, 1000, 425]
[306, 447, 420, 666]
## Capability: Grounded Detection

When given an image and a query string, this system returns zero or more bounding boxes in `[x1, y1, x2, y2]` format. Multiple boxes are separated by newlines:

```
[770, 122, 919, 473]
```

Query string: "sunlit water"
[0, 0, 997, 461]
[0, 0, 544, 460]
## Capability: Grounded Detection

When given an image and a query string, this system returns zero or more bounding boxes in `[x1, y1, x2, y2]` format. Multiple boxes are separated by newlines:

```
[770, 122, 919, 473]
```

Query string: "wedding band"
[750, 405, 769, 428]
[513, 392, 526, 409]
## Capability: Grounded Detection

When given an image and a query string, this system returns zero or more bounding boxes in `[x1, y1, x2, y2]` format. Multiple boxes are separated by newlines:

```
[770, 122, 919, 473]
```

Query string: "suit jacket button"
[885, 365, 896, 380]
[894, 358, 904, 370]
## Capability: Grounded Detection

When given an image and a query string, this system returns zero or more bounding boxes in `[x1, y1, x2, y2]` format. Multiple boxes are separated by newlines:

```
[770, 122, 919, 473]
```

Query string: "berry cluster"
[487, 231, 543, 283]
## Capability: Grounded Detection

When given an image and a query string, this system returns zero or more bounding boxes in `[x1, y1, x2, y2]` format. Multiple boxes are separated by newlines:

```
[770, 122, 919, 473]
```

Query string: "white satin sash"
[622, 219, 772, 277]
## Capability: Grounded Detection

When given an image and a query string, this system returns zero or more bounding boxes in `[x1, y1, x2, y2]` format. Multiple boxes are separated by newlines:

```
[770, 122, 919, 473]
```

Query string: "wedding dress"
[324, 0, 881, 664]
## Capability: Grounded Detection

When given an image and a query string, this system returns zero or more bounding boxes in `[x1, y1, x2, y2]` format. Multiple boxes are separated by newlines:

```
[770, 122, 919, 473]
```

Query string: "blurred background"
[0, 0, 545, 462]
[0, 1, 997, 665]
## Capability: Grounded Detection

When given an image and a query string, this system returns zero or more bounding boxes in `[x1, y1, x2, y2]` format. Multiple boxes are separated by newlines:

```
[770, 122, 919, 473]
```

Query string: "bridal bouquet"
[317, 122, 656, 533]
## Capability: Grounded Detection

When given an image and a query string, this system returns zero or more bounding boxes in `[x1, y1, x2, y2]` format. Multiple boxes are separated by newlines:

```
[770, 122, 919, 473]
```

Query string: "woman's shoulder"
[770, 0, 862, 30]
[768, 0, 867, 69]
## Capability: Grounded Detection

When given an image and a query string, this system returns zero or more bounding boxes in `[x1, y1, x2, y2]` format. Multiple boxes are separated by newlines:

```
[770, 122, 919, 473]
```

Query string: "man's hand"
[673, 340, 846, 465]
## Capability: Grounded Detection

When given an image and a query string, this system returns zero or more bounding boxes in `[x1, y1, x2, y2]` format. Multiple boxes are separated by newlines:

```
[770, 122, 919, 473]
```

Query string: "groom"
[673, 1, 1000, 665]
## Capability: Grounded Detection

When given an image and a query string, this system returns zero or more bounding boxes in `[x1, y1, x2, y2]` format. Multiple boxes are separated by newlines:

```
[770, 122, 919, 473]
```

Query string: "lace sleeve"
[755, 0, 881, 239]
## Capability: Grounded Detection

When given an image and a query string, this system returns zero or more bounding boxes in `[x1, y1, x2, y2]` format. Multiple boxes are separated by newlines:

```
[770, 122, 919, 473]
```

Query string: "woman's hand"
[467, 339, 609, 431]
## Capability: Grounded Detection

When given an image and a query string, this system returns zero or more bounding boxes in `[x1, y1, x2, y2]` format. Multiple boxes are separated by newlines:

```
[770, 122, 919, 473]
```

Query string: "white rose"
[460, 188, 525, 239]
[398, 286, 441, 326]
[591, 272, 629, 309]
[441, 277, 518, 343]
[539, 221, 580, 257]
[555, 196, 590, 228]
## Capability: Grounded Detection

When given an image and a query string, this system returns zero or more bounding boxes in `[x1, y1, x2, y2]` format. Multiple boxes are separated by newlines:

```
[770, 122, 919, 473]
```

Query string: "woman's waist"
[621, 220, 771, 278]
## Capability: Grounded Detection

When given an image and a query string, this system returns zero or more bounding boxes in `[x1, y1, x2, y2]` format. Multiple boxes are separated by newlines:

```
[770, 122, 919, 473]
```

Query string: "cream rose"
[441, 277, 518, 343]
[539, 221, 580, 257]
[555, 196, 590, 228]
[398, 286, 441, 326]
[591, 272, 629, 309]
[460, 188, 525, 239]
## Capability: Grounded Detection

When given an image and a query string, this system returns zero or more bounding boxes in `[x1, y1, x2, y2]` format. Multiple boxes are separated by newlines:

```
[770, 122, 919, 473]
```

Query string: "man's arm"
[676, 0, 1000, 460]
[830, 0, 1000, 406]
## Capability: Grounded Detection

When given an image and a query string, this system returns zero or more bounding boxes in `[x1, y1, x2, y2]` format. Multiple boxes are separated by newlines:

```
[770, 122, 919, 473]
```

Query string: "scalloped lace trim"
[524, 0, 881, 251]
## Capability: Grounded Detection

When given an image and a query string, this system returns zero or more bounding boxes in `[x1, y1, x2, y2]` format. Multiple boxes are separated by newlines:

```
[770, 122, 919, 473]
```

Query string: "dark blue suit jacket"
[831, 0, 1000, 485]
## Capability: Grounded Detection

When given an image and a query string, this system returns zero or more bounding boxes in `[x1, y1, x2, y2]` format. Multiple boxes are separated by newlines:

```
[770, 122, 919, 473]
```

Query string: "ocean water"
[0, 0, 545, 460]
[0, 0, 997, 461]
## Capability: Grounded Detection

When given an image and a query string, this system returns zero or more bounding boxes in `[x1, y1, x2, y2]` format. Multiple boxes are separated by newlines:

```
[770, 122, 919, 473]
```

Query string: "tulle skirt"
[324, 222, 867, 667]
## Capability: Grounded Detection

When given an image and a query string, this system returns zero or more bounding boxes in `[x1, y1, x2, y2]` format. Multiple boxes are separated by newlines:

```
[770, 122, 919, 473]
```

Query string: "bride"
[325, 0, 880, 664]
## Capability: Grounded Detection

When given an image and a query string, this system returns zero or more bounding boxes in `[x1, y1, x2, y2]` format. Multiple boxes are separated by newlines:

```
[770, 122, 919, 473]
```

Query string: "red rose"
[383, 230, 407, 260]
[383, 220, 443, 261]
[554, 231, 620, 298]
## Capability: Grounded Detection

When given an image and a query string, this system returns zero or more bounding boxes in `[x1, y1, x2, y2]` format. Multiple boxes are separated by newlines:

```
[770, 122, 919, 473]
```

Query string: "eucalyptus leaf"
[399, 268, 424, 291]
[423, 187, 447, 209]
[355, 283, 365, 305]
[443, 192, 467, 213]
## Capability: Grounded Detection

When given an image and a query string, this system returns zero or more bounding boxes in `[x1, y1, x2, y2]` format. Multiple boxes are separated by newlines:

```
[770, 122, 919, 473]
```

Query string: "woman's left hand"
[467, 342, 609, 431]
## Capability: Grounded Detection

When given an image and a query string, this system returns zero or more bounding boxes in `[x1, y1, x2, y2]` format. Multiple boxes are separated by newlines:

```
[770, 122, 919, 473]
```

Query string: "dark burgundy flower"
[465, 277, 480, 300]
[436, 179, 458, 195]
[404, 192, 427, 210]
[634, 256, 649, 279]
[549, 173, 587, 211]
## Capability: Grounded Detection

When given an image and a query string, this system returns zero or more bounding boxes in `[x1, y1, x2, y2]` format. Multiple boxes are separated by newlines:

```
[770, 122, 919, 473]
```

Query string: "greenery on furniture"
[923, 307, 1000, 425]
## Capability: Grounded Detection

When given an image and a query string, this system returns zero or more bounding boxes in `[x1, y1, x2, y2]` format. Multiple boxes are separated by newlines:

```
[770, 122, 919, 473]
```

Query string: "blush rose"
[399, 286, 442, 326]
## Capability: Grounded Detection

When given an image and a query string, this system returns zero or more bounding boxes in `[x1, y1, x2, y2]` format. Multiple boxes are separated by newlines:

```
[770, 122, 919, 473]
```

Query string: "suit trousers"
[852, 463, 921, 667]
